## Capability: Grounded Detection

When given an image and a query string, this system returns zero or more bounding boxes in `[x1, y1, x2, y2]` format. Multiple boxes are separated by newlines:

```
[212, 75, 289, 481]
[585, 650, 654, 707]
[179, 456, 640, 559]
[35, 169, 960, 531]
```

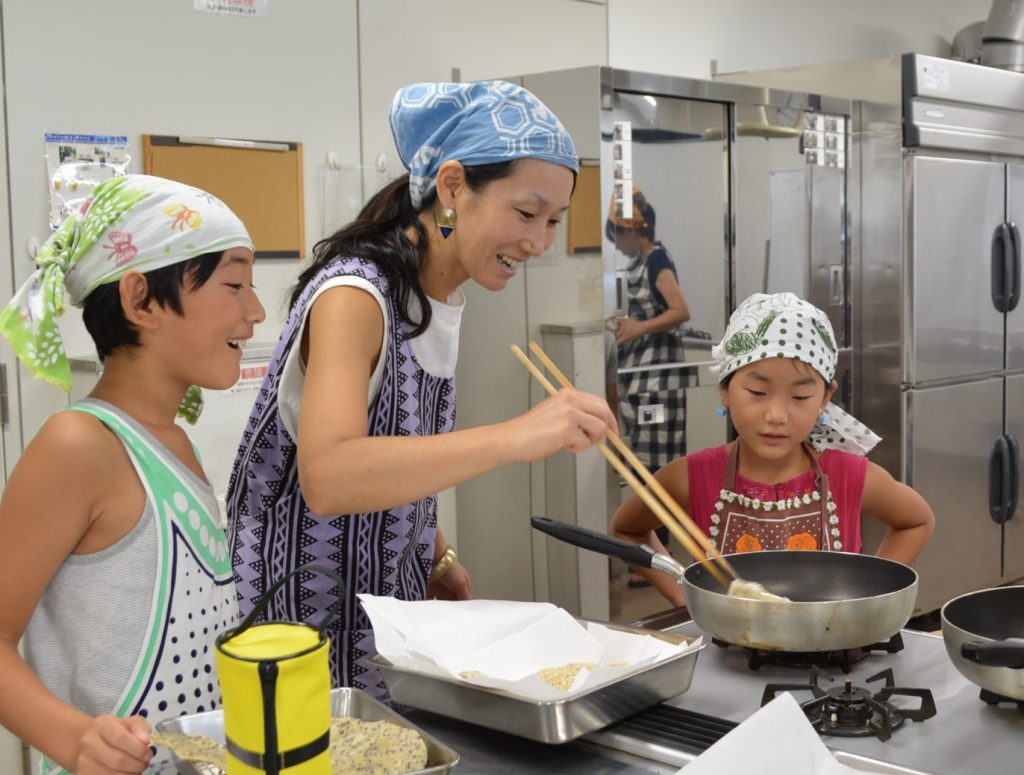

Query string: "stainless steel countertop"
[397, 619, 1023, 773]
[656, 621, 1024, 775]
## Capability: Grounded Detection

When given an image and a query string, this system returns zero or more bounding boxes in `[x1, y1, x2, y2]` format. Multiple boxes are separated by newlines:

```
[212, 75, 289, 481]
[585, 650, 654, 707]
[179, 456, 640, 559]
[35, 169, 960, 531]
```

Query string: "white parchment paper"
[359, 596, 702, 701]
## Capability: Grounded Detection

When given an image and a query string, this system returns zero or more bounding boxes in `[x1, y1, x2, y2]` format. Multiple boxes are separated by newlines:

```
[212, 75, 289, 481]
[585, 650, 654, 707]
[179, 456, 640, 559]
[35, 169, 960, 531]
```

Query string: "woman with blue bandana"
[0, 175, 265, 773]
[227, 81, 617, 698]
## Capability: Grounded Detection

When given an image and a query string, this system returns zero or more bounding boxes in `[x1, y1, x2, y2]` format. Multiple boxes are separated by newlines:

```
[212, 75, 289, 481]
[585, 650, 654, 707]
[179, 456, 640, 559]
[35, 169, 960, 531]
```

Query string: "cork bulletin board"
[567, 162, 601, 254]
[143, 134, 305, 258]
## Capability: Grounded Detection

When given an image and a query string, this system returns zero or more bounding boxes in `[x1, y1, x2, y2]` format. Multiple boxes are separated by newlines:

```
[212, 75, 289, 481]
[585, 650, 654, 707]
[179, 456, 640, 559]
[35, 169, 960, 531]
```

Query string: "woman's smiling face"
[444, 158, 575, 291]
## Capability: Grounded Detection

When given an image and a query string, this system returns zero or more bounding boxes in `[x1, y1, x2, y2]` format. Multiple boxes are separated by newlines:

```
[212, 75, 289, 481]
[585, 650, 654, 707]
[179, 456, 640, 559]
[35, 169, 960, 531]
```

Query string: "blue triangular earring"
[438, 207, 457, 239]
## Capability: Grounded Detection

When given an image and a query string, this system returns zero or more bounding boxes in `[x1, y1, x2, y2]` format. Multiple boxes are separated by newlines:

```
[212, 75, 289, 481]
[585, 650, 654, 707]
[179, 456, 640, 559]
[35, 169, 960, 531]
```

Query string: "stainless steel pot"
[531, 517, 918, 651]
[941, 586, 1024, 701]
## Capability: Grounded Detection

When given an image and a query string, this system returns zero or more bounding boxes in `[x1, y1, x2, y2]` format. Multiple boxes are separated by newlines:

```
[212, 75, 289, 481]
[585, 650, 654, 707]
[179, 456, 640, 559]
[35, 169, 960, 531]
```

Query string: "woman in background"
[607, 187, 690, 584]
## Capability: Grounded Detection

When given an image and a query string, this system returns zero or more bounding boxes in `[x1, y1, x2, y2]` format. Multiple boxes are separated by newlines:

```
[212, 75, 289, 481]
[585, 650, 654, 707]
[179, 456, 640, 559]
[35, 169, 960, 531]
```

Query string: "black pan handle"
[961, 638, 1024, 669]
[531, 516, 657, 569]
[1008, 433, 1020, 522]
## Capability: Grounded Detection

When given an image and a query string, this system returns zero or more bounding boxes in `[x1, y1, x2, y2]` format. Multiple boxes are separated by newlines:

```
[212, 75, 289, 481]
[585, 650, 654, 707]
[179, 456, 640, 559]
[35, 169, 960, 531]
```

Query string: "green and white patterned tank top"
[24, 399, 237, 774]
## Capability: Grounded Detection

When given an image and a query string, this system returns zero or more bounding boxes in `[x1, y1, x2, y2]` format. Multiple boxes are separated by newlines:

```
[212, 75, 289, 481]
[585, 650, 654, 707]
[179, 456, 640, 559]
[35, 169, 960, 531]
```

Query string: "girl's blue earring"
[438, 207, 457, 239]
[817, 412, 831, 427]
[715, 406, 728, 417]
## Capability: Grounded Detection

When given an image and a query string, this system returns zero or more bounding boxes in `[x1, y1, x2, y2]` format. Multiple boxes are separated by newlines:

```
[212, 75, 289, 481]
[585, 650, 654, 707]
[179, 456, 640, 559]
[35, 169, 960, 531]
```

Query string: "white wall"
[2, 0, 361, 445]
[607, 0, 994, 78]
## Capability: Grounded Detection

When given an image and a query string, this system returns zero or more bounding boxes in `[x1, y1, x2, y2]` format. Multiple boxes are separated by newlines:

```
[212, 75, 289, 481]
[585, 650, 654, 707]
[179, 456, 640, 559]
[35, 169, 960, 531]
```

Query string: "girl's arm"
[616, 268, 690, 344]
[427, 526, 471, 600]
[860, 461, 936, 565]
[0, 413, 153, 774]
[297, 286, 618, 515]
[608, 457, 691, 608]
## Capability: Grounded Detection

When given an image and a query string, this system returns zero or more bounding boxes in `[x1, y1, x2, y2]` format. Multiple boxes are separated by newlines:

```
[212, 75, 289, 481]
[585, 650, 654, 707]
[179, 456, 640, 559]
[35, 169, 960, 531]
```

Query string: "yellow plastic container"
[216, 566, 341, 775]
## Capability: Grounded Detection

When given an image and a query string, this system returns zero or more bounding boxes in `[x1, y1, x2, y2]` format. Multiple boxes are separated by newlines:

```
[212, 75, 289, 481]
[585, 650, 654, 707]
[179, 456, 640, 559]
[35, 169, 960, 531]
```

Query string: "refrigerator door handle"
[1007, 433, 1020, 522]
[1009, 222, 1021, 312]
[989, 435, 1010, 525]
[992, 223, 1011, 313]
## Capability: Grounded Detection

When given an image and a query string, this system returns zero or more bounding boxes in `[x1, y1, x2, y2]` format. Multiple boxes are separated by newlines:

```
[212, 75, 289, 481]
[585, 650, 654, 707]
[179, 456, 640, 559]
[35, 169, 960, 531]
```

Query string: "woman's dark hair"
[82, 251, 223, 360]
[604, 189, 656, 243]
[292, 160, 523, 338]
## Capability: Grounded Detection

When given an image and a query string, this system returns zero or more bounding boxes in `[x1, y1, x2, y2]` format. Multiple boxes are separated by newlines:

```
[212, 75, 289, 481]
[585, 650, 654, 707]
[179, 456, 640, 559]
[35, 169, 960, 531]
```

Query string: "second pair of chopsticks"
[511, 341, 737, 589]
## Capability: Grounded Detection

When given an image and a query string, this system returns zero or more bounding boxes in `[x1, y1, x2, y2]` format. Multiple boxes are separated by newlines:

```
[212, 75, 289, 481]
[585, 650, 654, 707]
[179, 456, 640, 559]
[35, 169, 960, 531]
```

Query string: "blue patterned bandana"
[389, 81, 579, 209]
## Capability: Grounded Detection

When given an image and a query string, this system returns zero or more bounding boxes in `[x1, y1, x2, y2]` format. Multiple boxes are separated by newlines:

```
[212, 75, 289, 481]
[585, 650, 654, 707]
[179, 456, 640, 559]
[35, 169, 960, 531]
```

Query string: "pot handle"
[532, 516, 659, 567]
[961, 638, 1024, 669]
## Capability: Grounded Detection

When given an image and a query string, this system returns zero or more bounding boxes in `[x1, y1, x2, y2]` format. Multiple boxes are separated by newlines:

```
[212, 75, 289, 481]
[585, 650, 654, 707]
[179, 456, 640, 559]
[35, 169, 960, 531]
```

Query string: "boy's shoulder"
[29, 407, 123, 468]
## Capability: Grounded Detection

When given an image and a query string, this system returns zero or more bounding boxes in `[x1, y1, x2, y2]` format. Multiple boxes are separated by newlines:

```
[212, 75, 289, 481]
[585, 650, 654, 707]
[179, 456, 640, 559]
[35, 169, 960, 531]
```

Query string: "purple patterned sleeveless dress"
[226, 257, 456, 699]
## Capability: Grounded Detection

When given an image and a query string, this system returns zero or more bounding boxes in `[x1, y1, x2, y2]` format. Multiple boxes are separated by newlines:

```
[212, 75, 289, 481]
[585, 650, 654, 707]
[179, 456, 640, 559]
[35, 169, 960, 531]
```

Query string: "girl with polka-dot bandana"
[611, 292, 935, 609]
[0, 175, 265, 774]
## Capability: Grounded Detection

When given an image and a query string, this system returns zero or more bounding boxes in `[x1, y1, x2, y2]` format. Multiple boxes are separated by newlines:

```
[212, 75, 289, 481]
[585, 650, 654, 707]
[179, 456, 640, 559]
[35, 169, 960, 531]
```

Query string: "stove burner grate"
[713, 632, 905, 673]
[980, 688, 1024, 711]
[761, 665, 936, 742]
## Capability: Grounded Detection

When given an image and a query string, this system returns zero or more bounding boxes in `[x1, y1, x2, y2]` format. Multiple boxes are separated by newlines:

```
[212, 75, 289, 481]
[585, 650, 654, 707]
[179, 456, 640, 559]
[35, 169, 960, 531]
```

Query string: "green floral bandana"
[712, 292, 881, 455]
[0, 174, 253, 423]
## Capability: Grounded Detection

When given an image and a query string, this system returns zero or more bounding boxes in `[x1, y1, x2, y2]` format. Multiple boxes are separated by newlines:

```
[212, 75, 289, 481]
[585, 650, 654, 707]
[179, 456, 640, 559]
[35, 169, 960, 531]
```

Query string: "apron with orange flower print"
[708, 442, 843, 553]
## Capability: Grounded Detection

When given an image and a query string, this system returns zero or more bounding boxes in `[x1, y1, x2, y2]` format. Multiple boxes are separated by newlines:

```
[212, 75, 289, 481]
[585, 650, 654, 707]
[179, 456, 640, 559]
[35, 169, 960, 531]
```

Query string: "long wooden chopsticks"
[510, 341, 737, 589]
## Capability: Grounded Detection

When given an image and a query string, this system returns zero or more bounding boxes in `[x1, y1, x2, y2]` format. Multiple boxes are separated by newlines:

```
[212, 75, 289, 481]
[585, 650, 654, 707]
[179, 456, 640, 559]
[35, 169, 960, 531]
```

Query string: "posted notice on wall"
[194, 0, 269, 18]
[43, 133, 130, 230]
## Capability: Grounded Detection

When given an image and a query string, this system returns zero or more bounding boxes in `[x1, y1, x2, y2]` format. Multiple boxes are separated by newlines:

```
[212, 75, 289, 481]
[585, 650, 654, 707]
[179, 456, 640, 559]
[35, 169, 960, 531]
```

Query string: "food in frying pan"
[727, 578, 791, 602]
[150, 730, 227, 768]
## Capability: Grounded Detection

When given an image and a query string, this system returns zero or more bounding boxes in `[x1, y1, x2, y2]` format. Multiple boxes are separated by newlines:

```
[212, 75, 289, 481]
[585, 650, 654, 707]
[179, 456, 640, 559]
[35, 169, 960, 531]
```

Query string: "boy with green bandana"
[0, 175, 265, 774]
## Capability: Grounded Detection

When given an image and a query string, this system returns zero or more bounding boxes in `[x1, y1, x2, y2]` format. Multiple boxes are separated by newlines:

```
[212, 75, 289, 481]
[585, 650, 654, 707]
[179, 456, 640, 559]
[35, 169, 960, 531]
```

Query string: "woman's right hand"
[75, 714, 152, 775]
[505, 388, 618, 462]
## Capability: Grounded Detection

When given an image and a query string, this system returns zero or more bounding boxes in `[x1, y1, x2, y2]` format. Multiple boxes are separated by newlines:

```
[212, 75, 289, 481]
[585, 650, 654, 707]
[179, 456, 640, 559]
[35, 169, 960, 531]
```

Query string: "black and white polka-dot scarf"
[711, 292, 881, 456]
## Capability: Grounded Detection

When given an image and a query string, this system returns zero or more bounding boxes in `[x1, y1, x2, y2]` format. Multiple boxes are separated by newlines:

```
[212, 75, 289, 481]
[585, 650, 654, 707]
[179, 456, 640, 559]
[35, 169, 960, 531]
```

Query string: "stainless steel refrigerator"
[453, 67, 853, 621]
[720, 53, 1024, 612]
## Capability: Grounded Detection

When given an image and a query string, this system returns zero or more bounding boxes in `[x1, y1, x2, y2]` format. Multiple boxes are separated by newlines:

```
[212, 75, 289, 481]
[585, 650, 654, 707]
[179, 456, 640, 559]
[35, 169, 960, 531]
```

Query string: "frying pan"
[941, 586, 1024, 701]
[532, 517, 918, 651]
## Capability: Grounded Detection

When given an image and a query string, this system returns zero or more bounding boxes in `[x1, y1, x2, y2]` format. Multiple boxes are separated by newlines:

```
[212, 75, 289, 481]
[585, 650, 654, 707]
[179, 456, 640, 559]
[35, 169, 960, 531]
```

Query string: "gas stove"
[761, 666, 937, 741]
[582, 620, 1024, 774]
[710, 631, 905, 672]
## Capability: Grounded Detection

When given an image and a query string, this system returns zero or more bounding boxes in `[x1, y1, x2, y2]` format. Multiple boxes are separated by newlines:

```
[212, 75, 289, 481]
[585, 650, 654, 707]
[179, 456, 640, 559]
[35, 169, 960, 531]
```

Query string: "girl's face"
[449, 158, 574, 291]
[720, 357, 836, 465]
[165, 247, 266, 390]
[612, 227, 643, 259]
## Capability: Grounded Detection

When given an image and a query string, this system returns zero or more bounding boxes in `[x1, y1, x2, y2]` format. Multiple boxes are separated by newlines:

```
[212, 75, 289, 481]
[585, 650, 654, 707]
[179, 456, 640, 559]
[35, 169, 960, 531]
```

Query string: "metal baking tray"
[373, 622, 703, 744]
[154, 686, 460, 774]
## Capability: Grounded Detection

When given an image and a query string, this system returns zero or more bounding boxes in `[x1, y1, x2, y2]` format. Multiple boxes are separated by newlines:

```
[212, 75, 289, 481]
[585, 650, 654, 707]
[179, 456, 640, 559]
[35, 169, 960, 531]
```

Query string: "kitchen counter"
[395, 618, 1023, 774]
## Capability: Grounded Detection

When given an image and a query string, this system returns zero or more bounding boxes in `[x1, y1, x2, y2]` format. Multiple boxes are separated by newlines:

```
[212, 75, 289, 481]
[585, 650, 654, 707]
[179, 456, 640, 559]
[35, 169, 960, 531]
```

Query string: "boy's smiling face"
[162, 247, 266, 390]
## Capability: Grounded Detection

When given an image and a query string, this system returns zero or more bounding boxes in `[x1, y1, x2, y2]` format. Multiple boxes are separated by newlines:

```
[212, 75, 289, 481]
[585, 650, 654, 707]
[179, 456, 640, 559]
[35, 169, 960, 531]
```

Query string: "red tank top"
[686, 445, 867, 553]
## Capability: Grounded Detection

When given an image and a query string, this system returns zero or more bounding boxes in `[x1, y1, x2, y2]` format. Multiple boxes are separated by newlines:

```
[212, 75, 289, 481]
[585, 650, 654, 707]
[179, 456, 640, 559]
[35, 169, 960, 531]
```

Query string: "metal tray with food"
[153, 686, 460, 774]
[372, 622, 702, 744]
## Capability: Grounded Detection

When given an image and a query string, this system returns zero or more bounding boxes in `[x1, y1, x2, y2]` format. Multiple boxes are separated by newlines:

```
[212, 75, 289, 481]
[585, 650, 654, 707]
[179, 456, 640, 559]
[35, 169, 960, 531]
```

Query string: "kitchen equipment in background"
[941, 585, 1024, 705]
[716, 53, 1024, 613]
[982, 0, 1024, 72]
[761, 666, 937, 741]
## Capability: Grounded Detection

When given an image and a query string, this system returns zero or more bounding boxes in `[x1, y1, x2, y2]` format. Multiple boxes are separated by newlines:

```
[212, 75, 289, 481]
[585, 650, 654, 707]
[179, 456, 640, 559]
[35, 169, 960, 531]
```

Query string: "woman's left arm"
[860, 461, 936, 565]
[427, 526, 472, 600]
